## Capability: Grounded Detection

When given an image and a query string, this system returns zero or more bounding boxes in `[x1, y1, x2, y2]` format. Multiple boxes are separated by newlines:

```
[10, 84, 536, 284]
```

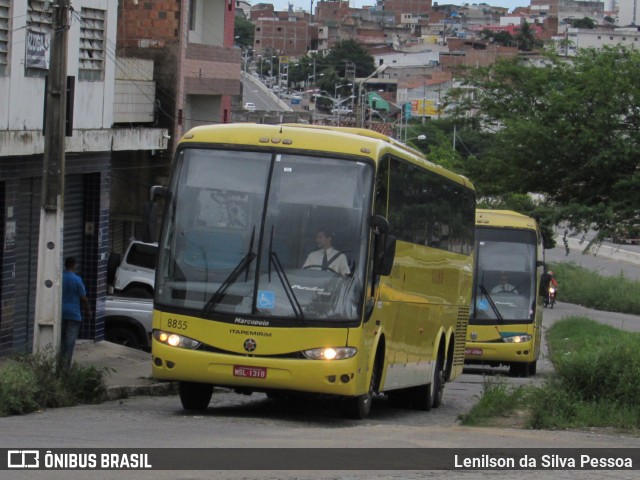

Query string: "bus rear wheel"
[411, 355, 444, 411]
[179, 382, 213, 411]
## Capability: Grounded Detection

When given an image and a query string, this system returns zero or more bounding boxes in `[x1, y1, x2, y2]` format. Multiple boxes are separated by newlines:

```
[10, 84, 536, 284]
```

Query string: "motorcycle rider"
[540, 270, 559, 304]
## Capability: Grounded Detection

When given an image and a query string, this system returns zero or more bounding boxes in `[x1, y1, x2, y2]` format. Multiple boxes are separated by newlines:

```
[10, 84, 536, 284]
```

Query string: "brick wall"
[117, 0, 181, 50]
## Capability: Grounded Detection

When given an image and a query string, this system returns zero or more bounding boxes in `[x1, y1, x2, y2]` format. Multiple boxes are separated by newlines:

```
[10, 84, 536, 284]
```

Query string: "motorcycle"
[544, 286, 557, 309]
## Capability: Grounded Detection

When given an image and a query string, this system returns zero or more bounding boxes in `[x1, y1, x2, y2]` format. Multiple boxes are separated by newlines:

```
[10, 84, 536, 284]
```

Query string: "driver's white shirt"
[303, 247, 351, 276]
[491, 283, 518, 294]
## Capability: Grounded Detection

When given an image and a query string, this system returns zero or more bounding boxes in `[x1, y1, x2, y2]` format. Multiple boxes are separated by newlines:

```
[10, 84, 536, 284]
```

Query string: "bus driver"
[302, 229, 351, 276]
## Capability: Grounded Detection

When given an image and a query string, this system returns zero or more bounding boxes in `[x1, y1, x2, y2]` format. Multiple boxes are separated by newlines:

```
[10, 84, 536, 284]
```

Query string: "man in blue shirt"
[61, 256, 92, 369]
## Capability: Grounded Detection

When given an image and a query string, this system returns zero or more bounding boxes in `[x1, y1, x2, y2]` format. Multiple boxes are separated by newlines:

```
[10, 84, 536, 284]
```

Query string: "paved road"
[3, 244, 640, 479]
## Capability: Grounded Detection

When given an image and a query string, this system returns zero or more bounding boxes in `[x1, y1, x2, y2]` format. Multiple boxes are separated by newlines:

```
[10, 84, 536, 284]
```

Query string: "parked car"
[104, 295, 152, 350]
[107, 239, 157, 298]
[331, 106, 353, 115]
[244, 102, 256, 112]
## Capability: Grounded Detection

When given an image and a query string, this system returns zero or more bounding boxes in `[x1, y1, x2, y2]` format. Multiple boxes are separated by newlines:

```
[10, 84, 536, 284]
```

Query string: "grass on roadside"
[0, 350, 109, 417]
[549, 262, 640, 315]
[460, 316, 640, 431]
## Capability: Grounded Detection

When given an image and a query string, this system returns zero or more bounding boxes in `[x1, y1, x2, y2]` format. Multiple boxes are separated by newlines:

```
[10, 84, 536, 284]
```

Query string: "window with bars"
[79, 7, 105, 81]
[0, 0, 8, 76]
[25, 0, 52, 78]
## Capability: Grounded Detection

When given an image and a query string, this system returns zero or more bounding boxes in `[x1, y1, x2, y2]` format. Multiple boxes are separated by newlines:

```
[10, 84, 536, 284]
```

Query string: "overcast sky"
[270, 1, 529, 14]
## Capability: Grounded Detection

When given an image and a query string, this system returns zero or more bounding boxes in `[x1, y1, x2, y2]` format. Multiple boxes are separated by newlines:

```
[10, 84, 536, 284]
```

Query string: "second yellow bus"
[465, 209, 544, 377]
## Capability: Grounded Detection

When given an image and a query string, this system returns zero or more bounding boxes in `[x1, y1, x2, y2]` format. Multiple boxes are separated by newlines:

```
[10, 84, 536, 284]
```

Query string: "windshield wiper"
[479, 284, 504, 321]
[202, 227, 256, 316]
[267, 226, 304, 322]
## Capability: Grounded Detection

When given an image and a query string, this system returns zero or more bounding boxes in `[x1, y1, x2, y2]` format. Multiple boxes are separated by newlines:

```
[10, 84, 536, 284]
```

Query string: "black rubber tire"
[411, 355, 444, 411]
[509, 362, 530, 378]
[105, 326, 141, 350]
[341, 361, 379, 419]
[179, 382, 214, 411]
[123, 286, 153, 299]
[107, 253, 121, 285]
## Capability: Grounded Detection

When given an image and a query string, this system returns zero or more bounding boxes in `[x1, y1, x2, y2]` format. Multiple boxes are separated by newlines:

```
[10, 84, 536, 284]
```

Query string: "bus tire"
[341, 361, 379, 420]
[105, 326, 141, 350]
[431, 354, 445, 408]
[509, 362, 530, 378]
[528, 361, 537, 376]
[179, 382, 213, 411]
[411, 354, 444, 411]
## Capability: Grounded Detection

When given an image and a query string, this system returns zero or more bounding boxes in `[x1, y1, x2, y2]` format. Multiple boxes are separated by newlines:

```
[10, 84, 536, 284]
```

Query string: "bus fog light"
[340, 375, 350, 383]
[303, 347, 357, 360]
[502, 335, 532, 343]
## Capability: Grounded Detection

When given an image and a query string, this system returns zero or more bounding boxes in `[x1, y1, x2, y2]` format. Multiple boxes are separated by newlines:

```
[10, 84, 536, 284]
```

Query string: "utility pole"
[33, 1, 70, 353]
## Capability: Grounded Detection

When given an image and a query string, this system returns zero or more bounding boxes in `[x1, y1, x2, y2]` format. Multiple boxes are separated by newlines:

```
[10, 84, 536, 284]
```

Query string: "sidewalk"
[74, 340, 175, 400]
[555, 234, 640, 265]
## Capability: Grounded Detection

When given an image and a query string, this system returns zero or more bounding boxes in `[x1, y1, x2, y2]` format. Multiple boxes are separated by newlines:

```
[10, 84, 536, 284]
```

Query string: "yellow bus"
[465, 209, 544, 377]
[148, 123, 475, 418]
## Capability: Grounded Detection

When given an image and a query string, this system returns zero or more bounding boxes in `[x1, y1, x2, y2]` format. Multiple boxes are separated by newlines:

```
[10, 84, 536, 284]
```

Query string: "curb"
[555, 236, 640, 266]
[105, 382, 178, 401]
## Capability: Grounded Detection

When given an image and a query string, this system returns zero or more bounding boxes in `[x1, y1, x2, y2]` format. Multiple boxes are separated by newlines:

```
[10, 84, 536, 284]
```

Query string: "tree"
[570, 17, 596, 29]
[514, 21, 543, 52]
[234, 16, 254, 49]
[453, 46, 640, 241]
[321, 39, 375, 79]
[479, 29, 514, 47]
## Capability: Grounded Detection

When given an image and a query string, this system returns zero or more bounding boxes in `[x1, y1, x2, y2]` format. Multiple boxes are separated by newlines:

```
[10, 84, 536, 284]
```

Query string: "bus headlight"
[153, 330, 201, 349]
[302, 347, 357, 360]
[502, 334, 532, 343]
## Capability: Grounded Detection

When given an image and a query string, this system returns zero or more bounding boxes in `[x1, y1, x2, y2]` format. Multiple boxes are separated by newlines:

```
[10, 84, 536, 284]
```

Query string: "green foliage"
[514, 21, 543, 51]
[0, 352, 108, 417]
[570, 17, 596, 29]
[0, 362, 40, 415]
[459, 381, 531, 426]
[478, 29, 514, 47]
[454, 46, 640, 239]
[548, 262, 640, 314]
[463, 317, 640, 431]
[234, 16, 254, 48]
[528, 318, 640, 430]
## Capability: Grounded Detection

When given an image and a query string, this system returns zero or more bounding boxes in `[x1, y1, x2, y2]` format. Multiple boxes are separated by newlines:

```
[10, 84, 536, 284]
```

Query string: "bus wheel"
[509, 363, 530, 378]
[431, 355, 445, 408]
[341, 362, 379, 419]
[179, 382, 213, 411]
[411, 355, 444, 411]
[528, 361, 537, 376]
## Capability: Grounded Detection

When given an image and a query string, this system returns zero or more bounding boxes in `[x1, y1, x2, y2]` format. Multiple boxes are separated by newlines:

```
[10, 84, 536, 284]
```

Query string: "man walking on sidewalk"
[60, 256, 92, 369]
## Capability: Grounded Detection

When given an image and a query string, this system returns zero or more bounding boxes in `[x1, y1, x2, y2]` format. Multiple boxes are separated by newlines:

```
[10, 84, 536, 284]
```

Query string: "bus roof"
[179, 123, 474, 190]
[476, 209, 538, 230]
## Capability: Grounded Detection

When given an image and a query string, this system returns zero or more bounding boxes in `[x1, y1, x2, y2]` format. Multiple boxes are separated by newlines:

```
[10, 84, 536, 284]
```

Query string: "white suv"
[108, 240, 157, 298]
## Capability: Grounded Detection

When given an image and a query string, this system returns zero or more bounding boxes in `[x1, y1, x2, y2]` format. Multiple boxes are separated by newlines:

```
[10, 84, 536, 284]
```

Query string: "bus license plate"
[233, 365, 267, 379]
[465, 347, 483, 356]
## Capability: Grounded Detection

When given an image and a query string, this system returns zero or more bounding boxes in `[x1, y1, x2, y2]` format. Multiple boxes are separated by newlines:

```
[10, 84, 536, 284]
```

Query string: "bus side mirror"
[142, 185, 167, 243]
[370, 215, 395, 276]
[376, 235, 396, 276]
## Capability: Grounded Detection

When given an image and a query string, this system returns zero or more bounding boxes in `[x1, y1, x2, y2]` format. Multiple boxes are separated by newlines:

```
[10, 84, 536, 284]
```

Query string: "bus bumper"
[151, 340, 366, 397]
[464, 340, 536, 365]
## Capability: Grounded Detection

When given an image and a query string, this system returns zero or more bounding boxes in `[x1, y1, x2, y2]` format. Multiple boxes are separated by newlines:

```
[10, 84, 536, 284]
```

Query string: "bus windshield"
[471, 228, 537, 323]
[156, 147, 374, 323]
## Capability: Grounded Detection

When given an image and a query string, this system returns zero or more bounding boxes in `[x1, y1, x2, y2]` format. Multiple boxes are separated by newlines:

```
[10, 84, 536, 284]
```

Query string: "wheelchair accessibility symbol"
[257, 291, 275, 309]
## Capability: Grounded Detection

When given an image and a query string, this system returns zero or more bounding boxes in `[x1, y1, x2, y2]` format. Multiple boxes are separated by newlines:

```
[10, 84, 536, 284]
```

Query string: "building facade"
[0, 0, 166, 356]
